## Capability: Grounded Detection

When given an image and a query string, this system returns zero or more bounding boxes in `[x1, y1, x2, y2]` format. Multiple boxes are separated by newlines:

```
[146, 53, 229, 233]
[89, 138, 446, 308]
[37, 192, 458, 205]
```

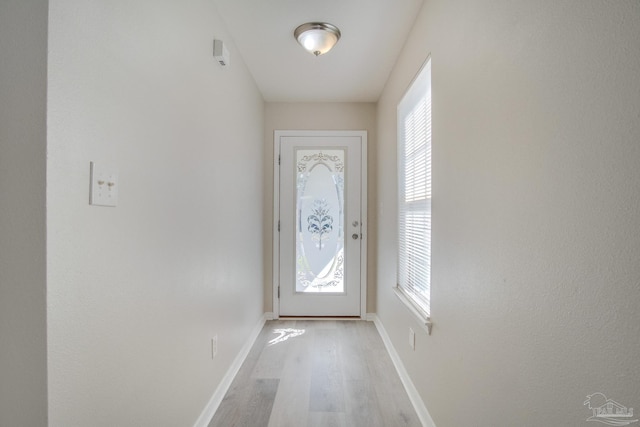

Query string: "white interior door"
[275, 131, 366, 317]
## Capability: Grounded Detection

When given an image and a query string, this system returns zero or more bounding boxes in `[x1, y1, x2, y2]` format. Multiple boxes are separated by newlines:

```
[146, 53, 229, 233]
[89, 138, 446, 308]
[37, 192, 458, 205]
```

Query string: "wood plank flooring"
[208, 320, 421, 427]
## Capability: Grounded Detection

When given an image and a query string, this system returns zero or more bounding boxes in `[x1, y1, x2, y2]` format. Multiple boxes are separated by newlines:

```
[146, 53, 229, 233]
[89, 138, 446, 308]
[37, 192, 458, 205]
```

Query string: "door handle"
[352, 233, 359, 240]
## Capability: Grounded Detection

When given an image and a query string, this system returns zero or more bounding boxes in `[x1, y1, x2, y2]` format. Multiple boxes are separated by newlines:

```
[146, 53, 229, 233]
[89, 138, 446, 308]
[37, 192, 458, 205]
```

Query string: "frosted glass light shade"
[294, 22, 341, 56]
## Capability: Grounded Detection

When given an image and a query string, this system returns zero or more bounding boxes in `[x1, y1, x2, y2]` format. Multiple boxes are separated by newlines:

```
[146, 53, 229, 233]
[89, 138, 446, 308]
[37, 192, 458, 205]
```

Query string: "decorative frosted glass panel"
[296, 149, 345, 293]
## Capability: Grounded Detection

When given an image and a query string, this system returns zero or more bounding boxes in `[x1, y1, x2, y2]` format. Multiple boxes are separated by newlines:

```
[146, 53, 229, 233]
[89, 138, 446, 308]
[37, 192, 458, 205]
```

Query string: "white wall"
[47, 1, 264, 425]
[264, 103, 377, 314]
[0, 0, 49, 426]
[376, 1, 640, 426]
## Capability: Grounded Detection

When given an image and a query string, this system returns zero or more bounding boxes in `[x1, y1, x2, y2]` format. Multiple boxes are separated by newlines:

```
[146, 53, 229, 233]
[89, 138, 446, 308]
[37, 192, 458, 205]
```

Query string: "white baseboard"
[264, 312, 275, 320]
[370, 314, 436, 427]
[193, 313, 267, 427]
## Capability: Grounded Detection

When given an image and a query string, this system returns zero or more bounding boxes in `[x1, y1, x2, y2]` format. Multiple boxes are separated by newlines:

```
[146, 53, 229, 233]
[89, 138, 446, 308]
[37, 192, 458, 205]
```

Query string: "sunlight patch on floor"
[268, 328, 305, 346]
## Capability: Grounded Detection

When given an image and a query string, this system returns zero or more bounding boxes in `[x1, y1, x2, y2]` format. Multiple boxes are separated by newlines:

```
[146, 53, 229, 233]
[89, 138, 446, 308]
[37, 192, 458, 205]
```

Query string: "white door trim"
[272, 130, 367, 319]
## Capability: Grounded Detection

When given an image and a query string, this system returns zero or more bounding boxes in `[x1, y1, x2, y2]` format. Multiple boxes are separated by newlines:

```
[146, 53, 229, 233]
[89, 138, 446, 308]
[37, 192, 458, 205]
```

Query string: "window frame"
[395, 56, 432, 334]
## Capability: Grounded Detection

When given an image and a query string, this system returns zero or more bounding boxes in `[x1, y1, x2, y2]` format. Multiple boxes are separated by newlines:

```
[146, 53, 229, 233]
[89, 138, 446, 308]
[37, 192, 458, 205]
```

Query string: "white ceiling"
[213, 0, 424, 103]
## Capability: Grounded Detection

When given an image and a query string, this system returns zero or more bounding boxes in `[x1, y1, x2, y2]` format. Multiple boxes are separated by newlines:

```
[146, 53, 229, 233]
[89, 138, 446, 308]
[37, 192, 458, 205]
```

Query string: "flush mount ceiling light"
[294, 22, 341, 56]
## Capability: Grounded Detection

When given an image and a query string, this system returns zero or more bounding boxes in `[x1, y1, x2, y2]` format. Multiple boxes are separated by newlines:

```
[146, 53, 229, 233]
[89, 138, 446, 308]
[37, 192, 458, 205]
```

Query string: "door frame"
[272, 130, 367, 319]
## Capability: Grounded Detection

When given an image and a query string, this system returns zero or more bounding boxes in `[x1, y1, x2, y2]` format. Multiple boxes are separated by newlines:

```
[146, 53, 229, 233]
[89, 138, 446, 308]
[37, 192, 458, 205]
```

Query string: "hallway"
[3, 1, 640, 425]
[208, 320, 421, 427]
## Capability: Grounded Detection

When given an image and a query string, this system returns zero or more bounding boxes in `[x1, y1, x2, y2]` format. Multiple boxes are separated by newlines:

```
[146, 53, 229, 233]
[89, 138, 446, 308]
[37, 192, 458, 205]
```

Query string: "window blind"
[397, 58, 431, 317]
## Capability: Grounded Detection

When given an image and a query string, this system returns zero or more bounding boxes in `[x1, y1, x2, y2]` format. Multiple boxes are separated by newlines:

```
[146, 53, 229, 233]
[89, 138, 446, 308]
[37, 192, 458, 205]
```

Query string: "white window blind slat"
[397, 57, 432, 317]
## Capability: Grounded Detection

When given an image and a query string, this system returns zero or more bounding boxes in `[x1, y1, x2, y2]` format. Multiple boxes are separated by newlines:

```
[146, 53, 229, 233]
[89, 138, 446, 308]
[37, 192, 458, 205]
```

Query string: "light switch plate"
[90, 162, 118, 207]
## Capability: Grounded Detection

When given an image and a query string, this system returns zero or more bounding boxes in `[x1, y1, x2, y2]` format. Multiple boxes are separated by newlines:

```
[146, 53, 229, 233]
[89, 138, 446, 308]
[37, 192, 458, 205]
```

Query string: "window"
[397, 57, 431, 322]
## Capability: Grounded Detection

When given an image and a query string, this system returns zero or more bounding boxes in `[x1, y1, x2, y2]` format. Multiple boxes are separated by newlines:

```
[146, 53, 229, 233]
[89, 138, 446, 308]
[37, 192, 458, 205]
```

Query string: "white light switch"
[90, 162, 118, 207]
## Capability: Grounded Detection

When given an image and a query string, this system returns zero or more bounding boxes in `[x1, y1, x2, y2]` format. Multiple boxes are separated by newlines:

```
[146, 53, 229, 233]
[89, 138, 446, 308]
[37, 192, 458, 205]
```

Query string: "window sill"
[393, 286, 432, 335]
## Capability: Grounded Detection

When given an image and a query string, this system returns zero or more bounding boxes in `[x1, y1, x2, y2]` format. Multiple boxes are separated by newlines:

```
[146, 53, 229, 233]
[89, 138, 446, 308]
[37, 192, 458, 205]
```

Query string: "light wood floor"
[208, 319, 422, 427]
